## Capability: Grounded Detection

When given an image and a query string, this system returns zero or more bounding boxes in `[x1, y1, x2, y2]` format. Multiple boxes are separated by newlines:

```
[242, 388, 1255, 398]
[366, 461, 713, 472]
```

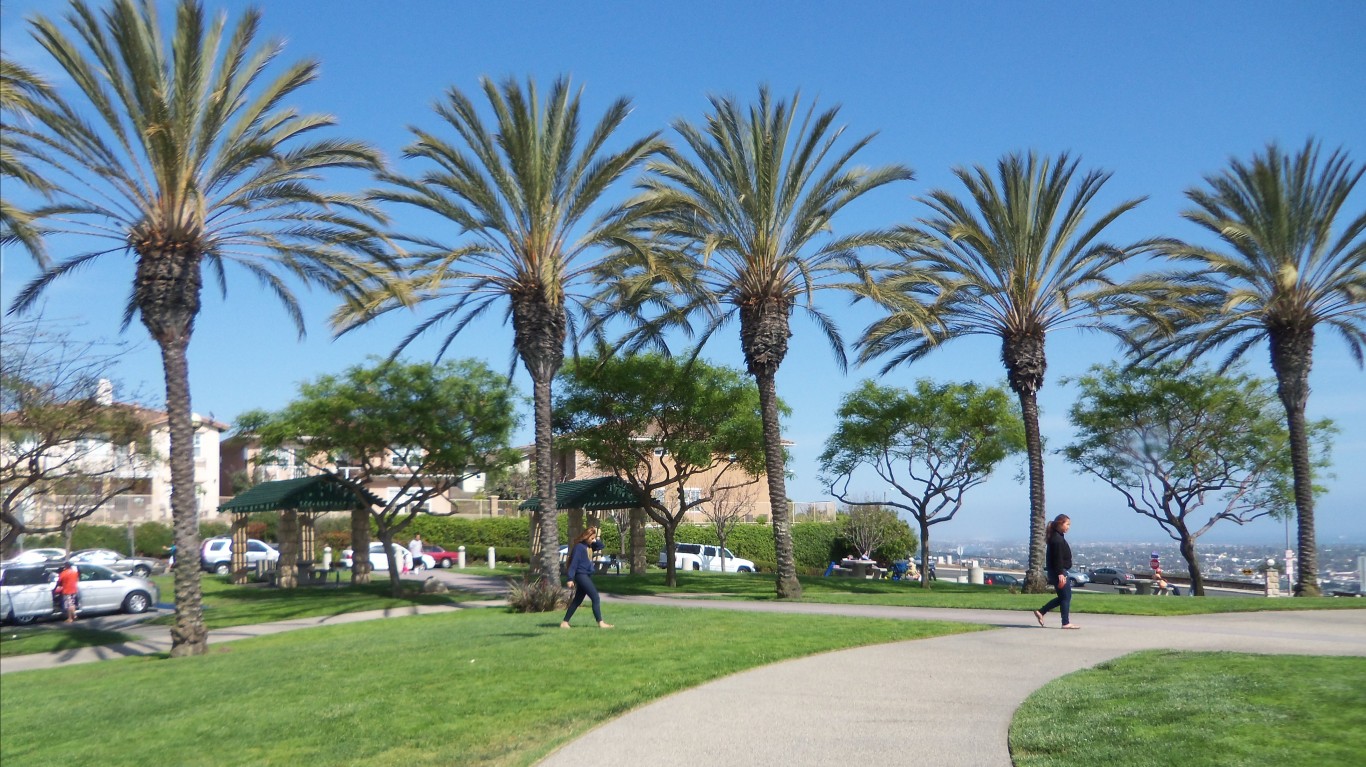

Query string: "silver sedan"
[68, 548, 161, 577]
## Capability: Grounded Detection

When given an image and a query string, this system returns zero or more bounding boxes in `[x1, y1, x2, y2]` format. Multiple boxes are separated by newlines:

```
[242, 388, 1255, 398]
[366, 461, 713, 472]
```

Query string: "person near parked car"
[55, 561, 80, 623]
[561, 526, 612, 630]
[1033, 514, 1079, 630]
[407, 534, 425, 572]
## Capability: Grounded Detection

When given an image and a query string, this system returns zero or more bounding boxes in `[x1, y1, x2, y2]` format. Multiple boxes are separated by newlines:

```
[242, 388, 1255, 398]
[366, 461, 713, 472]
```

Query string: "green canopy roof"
[519, 476, 642, 512]
[219, 475, 381, 514]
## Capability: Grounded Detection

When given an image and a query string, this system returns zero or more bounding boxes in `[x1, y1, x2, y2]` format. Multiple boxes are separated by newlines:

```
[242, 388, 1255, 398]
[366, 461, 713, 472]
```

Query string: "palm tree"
[1134, 140, 1365, 596]
[856, 152, 1148, 593]
[0, 57, 57, 263]
[5, 0, 389, 655]
[336, 76, 663, 583]
[595, 87, 915, 599]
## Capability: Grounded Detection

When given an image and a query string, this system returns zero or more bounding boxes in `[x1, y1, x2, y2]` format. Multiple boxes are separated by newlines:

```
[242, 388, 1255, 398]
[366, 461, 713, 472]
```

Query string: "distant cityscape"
[933, 540, 1366, 592]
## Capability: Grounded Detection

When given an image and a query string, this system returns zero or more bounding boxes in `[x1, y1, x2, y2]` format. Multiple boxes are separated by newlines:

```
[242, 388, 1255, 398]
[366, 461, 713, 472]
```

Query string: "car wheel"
[738, 566, 752, 573]
[122, 591, 152, 614]
[213, 562, 231, 575]
[131, 565, 151, 577]
[12, 611, 39, 625]
[1111, 577, 1122, 586]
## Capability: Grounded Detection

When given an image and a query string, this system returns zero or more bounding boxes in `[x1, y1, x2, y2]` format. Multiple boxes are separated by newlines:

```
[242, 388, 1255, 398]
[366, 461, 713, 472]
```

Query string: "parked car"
[341, 542, 431, 571]
[1087, 567, 1135, 586]
[657, 543, 755, 573]
[422, 544, 461, 568]
[200, 537, 280, 575]
[983, 572, 1021, 587]
[8, 548, 68, 564]
[1065, 569, 1090, 587]
[68, 548, 160, 577]
[1, 562, 158, 624]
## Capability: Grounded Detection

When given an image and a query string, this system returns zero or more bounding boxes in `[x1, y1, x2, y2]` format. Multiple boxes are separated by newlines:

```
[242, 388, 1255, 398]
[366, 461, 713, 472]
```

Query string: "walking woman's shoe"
[1032, 610, 1045, 627]
[598, 621, 614, 629]
[560, 621, 571, 629]
[1061, 624, 1081, 630]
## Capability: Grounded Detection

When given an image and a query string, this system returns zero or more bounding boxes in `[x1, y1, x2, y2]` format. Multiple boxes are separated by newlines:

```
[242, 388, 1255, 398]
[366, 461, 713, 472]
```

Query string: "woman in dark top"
[1033, 514, 1079, 629]
[561, 525, 613, 629]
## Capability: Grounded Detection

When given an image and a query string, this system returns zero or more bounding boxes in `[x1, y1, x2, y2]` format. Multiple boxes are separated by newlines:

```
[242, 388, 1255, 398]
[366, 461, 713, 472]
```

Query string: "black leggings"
[564, 572, 602, 623]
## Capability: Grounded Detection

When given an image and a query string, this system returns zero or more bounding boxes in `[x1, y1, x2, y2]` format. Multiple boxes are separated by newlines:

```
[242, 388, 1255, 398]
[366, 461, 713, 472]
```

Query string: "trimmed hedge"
[31, 514, 911, 576]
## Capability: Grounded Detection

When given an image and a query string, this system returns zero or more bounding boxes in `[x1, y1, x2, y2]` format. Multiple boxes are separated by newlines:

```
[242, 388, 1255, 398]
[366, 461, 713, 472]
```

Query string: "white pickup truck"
[658, 543, 756, 573]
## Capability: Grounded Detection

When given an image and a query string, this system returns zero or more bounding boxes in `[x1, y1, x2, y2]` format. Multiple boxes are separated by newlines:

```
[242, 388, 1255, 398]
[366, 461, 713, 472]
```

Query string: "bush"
[505, 576, 567, 613]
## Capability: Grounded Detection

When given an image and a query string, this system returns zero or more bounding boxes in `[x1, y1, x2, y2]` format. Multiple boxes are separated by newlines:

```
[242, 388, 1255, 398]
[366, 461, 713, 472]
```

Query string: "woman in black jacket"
[1033, 514, 1079, 629]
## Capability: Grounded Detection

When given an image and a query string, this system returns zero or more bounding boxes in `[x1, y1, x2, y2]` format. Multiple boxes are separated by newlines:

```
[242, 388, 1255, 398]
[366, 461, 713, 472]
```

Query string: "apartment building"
[2, 388, 227, 529]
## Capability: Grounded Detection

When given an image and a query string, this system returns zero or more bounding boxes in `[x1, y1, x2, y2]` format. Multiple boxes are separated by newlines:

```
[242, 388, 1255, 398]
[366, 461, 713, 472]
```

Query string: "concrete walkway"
[539, 597, 1366, 766]
[5, 572, 1363, 766]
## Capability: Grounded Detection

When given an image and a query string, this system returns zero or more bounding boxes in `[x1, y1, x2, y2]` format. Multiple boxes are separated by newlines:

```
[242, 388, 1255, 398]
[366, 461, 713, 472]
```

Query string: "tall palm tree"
[856, 152, 1148, 593]
[595, 87, 915, 599]
[5, 0, 389, 655]
[0, 57, 57, 263]
[1134, 140, 1365, 596]
[336, 76, 663, 583]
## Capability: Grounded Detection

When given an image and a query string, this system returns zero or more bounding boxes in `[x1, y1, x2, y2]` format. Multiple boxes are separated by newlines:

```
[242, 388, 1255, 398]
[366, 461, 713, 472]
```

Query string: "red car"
[423, 544, 461, 568]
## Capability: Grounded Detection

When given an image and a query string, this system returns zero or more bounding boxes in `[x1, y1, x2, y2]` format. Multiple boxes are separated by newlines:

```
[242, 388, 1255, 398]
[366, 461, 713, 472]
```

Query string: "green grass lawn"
[0, 604, 982, 767]
[0, 574, 496, 657]
[0, 625, 138, 658]
[591, 571, 1366, 615]
[142, 574, 495, 630]
[1010, 651, 1366, 766]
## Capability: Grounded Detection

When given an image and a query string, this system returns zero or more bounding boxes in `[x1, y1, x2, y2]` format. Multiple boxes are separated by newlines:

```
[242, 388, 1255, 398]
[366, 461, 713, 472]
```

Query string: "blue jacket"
[567, 542, 595, 579]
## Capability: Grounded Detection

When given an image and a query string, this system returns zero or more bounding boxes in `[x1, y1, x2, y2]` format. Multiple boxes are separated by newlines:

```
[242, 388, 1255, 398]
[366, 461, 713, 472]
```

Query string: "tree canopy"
[1062, 362, 1334, 594]
[239, 357, 519, 593]
[554, 352, 770, 585]
[819, 379, 1024, 585]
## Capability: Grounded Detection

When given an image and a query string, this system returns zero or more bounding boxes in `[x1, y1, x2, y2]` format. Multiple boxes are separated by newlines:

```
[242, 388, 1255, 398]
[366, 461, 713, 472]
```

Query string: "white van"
[199, 537, 280, 575]
[658, 543, 755, 573]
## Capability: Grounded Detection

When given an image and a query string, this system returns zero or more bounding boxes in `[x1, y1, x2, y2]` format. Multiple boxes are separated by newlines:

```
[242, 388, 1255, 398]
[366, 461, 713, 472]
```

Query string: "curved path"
[538, 596, 1366, 767]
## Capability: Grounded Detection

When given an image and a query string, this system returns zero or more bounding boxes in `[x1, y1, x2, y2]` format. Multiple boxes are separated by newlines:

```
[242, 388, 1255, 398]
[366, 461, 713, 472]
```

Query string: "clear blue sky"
[3, 1, 1363, 545]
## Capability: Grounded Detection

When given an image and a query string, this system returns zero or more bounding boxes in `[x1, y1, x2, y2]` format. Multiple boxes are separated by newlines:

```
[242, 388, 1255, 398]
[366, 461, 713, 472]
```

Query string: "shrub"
[505, 576, 567, 613]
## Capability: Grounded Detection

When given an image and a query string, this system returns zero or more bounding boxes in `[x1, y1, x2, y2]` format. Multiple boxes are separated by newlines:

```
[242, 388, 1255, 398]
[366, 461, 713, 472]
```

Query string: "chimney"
[96, 378, 114, 406]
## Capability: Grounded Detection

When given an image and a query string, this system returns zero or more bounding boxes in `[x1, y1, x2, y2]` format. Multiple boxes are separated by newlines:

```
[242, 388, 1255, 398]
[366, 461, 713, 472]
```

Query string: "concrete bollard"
[320, 546, 331, 570]
[457, 545, 466, 569]
[487, 546, 496, 569]
[968, 561, 984, 585]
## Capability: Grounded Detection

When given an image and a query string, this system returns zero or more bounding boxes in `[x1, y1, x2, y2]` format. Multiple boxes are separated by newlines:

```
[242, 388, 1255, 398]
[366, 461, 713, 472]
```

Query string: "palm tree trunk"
[755, 368, 801, 598]
[159, 335, 208, 656]
[1003, 333, 1049, 594]
[513, 295, 565, 586]
[531, 371, 560, 583]
[1269, 326, 1319, 596]
[1016, 387, 1048, 594]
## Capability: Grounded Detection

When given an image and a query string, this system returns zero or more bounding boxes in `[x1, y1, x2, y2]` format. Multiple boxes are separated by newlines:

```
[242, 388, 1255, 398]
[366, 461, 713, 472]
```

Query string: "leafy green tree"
[554, 352, 768, 586]
[838, 504, 917, 563]
[337, 76, 662, 584]
[1132, 140, 1364, 596]
[594, 87, 915, 598]
[1063, 362, 1334, 595]
[239, 358, 519, 596]
[856, 152, 1149, 593]
[4, 0, 389, 656]
[819, 379, 1024, 586]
